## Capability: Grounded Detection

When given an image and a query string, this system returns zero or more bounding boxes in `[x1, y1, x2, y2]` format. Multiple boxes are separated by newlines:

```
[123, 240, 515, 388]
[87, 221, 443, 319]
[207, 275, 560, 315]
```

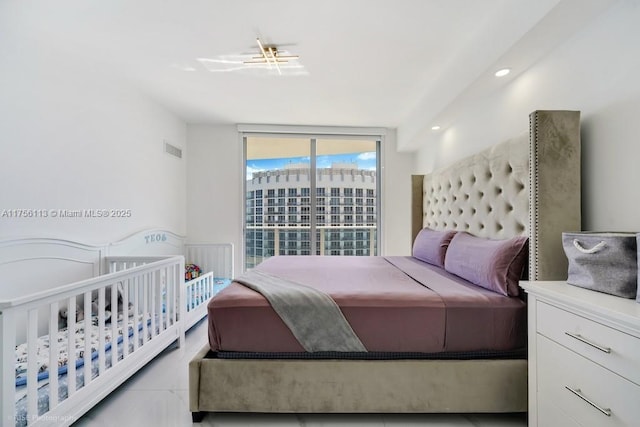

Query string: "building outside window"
[244, 134, 380, 269]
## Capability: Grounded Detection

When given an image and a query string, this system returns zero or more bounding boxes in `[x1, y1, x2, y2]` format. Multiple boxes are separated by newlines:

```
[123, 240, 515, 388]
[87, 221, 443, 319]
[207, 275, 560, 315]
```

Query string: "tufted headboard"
[412, 110, 581, 281]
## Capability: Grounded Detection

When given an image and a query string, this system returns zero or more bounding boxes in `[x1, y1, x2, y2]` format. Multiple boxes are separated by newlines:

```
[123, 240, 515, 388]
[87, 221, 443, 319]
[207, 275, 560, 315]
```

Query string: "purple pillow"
[412, 228, 457, 267]
[444, 232, 528, 296]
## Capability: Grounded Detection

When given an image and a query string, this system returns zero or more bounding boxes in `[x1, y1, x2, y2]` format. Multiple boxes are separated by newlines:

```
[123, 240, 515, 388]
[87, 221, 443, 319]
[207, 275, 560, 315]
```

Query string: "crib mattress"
[207, 256, 526, 354]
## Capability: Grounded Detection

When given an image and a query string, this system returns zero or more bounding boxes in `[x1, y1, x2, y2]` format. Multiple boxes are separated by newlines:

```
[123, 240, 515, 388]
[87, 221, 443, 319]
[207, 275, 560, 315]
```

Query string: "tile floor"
[72, 320, 527, 427]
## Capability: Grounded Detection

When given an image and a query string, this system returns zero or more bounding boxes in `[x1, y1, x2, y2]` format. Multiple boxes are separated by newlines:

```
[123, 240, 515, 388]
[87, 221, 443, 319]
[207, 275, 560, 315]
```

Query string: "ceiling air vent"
[164, 141, 182, 159]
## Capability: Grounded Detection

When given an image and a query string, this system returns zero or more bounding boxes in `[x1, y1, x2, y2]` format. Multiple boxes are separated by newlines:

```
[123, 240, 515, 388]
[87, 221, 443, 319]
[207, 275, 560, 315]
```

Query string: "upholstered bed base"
[189, 346, 526, 418]
[189, 110, 581, 419]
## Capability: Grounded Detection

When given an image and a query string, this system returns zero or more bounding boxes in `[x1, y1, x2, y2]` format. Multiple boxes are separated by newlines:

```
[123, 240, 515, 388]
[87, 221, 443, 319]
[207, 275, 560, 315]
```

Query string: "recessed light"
[495, 68, 511, 77]
[431, 125, 441, 131]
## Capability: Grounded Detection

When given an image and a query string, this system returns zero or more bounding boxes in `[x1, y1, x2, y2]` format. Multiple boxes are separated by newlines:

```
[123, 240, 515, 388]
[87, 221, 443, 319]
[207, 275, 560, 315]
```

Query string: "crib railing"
[105, 255, 172, 273]
[0, 255, 185, 427]
[184, 272, 215, 330]
[185, 243, 234, 280]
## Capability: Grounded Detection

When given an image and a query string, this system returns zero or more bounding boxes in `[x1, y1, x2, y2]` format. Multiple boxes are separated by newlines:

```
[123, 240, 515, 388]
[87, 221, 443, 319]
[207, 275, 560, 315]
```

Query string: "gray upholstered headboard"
[412, 110, 581, 281]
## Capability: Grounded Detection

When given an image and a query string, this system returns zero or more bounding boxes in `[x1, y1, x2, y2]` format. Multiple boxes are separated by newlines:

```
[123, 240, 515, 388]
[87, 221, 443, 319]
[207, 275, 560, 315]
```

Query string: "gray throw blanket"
[234, 270, 367, 352]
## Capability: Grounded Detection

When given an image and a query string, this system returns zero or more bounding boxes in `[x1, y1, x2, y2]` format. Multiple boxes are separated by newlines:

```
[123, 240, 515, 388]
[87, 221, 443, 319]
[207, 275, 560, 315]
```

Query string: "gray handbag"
[562, 232, 638, 298]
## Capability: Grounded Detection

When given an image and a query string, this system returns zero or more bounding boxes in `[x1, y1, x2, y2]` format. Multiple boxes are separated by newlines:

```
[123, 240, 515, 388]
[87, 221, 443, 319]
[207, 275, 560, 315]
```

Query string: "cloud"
[357, 152, 376, 161]
[246, 165, 265, 180]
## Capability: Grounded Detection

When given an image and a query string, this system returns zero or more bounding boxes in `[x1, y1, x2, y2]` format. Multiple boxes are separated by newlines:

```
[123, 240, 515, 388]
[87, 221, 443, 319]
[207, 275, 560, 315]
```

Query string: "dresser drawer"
[537, 300, 640, 385]
[538, 335, 640, 427]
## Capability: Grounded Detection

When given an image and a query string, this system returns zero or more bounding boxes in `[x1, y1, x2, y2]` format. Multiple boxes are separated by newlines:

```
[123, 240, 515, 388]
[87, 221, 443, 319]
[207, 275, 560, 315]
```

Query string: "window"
[244, 133, 380, 269]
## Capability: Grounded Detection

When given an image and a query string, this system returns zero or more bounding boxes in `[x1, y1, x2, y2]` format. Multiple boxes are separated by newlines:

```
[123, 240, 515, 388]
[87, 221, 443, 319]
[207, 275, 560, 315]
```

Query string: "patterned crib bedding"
[14, 335, 142, 427]
[15, 279, 231, 387]
[15, 313, 146, 387]
[13, 314, 157, 426]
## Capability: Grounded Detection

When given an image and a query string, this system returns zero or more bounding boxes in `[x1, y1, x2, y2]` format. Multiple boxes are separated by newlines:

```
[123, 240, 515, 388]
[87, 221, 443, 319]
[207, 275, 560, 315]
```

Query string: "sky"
[246, 152, 376, 180]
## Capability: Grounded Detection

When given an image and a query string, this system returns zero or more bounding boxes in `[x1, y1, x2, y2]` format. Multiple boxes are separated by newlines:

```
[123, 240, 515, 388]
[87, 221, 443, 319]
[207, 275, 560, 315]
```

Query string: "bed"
[0, 229, 233, 427]
[189, 110, 581, 419]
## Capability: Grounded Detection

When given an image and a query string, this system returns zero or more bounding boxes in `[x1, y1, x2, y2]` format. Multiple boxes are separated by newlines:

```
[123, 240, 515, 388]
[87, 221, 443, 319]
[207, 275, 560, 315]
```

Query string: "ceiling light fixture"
[494, 68, 511, 77]
[243, 38, 300, 75]
[431, 125, 441, 131]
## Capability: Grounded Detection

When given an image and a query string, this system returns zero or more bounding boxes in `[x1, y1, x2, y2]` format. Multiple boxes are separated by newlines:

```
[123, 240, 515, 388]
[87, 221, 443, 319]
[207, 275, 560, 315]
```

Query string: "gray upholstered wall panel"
[529, 110, 581, 280]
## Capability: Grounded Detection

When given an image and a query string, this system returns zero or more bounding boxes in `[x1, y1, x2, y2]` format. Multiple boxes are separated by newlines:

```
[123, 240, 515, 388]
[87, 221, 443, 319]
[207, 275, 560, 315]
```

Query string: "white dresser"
[520, 281, 640, 427]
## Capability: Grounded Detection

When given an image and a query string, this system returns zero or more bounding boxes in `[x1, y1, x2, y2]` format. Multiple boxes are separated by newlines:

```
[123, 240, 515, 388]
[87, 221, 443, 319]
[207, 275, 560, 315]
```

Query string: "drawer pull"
[564, 332, 611, 353]
[565, 386, 611, 417]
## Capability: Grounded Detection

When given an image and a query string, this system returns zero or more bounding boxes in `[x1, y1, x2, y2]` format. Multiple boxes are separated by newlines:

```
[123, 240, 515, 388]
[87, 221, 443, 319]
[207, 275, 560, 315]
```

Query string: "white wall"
[0, 56, 187, 243]
[186, 126, 413, 275]
[186, 124, 243, 273]
[414, 0, 640, 232]
[381, 129, 414, 255]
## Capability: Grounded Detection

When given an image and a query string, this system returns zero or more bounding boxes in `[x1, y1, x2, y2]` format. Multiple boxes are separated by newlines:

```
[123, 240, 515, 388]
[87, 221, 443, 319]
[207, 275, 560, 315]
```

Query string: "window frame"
[240, 125, 385, 271]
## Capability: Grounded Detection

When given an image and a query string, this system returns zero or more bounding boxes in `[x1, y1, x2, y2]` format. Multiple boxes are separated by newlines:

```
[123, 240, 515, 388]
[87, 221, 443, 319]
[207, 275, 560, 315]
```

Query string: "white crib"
[106, 233, 233, 331]
[0, 230, 233, 427]
[106, 242, 234, 332]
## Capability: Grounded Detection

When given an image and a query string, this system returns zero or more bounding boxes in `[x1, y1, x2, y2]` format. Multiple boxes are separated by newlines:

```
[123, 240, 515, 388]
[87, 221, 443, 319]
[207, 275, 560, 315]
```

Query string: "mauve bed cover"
[207, 256, 526, 354]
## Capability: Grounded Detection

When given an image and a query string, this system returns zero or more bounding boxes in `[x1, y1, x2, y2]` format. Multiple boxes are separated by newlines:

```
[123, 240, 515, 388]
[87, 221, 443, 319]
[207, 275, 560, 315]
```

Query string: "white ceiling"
[0, 0, 615, 151]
